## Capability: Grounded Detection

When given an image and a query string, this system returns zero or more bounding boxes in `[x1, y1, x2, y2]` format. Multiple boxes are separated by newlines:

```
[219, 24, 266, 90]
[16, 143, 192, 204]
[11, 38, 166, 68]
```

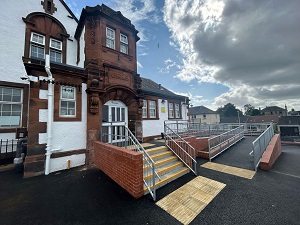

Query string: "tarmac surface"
[0, 144, 299, 225]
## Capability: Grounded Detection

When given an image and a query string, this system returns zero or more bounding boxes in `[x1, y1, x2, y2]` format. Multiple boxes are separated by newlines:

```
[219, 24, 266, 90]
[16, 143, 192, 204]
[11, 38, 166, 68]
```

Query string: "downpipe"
[44, 55, 54, 175]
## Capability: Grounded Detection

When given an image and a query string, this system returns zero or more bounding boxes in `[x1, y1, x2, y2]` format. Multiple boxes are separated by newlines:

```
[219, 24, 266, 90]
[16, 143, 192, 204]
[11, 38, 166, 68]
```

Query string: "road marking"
[156, 176, 226, 225]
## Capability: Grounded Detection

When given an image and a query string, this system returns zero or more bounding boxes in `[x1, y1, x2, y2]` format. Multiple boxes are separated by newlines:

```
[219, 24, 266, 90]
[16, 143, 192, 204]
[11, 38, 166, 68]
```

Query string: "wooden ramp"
[156, 176, 226, 225]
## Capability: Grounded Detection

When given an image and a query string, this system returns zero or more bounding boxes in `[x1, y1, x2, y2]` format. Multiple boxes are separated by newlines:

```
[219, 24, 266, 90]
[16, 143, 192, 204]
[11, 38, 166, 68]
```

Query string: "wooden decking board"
[201, 162, 256, 179]
[156, 176, 226, 225]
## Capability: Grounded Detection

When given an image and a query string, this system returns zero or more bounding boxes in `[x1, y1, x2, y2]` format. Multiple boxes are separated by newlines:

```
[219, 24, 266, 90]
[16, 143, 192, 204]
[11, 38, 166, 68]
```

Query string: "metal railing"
[0, 139, 18, 165]
[101, 122, 159, 201]
[208, 125, 245, 161]
[164, 122, 197, 175]
[251, 123, 274, 171]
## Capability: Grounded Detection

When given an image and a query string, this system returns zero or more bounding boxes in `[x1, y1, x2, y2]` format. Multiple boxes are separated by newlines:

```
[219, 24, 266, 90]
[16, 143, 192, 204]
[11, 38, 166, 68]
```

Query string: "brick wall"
[259, 134, 282, 170]
[94, 141, 144, 199]
[183, 137, 210, 158]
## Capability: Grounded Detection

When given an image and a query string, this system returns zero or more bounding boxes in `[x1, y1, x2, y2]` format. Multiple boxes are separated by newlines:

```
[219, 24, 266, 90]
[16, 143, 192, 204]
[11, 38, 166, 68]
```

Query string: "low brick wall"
[183, 137, 210, 158]
[94, 141, 144, 199]
[259, 134, 282, 170]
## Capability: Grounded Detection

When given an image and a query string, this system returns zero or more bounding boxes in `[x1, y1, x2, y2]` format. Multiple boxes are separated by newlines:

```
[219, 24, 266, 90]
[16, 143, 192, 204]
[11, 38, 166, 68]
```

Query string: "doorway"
[102, 100, 128, 143]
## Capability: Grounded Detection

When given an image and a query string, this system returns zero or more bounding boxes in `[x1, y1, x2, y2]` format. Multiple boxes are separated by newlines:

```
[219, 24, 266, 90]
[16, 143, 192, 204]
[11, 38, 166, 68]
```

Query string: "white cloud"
[163, 0, 300, 110]
[137, 61, 143, 68]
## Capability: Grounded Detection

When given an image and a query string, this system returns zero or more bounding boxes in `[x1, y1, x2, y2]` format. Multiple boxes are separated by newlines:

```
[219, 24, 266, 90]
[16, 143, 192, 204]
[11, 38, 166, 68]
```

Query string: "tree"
[217, 103, 242, 118]
[244, 104, 261, 116]
[244, 104, 255, 116]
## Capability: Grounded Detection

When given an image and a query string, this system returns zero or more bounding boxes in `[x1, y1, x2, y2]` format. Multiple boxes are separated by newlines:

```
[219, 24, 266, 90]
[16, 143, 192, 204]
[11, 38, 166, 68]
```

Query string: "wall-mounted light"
[161, 99, 165, 103]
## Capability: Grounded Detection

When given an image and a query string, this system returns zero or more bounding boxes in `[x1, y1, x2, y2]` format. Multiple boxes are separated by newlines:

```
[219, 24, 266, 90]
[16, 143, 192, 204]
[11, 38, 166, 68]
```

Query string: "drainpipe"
[45, 54, 54, 175]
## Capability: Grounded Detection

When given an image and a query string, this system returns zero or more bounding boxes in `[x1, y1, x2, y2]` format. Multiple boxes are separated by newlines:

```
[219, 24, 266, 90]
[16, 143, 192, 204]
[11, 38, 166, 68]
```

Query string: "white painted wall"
[0, 0, 84, 84]
[143, 99, 189, 138]
[192, 114, 220, 124]
[49, 153, 86, 173]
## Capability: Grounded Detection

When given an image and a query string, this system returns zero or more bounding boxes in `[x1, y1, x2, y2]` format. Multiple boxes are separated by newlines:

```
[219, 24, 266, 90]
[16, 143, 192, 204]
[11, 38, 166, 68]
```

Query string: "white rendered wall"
[0, 133, 16, 141]
[143, 99, 189, 138]
[0, 0, 84, 85]
[49, 154, 86, 173]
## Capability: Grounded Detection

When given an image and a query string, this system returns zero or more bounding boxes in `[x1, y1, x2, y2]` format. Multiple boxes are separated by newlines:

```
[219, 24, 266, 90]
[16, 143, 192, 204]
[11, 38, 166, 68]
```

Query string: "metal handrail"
[164, 122, 197, 175]
[252, 123, 274, 171]
[208, 125, 245, 161]
[101, 122, 159, 201]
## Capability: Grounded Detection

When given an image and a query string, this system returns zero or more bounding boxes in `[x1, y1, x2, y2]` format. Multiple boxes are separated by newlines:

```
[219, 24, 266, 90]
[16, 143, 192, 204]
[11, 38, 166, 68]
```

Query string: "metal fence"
[164, 122, 197, 175]
[252, 123, 274, 171]
[101, 122, 159, 201]
[0, 139, 18, 165]
[208, 125, 245, 161]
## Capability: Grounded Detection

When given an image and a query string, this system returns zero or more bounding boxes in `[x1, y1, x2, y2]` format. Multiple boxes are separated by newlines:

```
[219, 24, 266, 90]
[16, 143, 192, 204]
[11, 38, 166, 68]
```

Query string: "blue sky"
[65, 0, 300, 112]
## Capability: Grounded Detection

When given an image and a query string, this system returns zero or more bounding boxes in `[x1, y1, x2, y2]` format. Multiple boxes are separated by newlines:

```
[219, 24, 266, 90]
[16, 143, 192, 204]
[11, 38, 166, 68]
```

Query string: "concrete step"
[144, 151, 173, 163]
[144, 167, 190, 194]
[145, 146, 169, 156]
[144, 161, 184, 180]
[144, 155, 178, 170]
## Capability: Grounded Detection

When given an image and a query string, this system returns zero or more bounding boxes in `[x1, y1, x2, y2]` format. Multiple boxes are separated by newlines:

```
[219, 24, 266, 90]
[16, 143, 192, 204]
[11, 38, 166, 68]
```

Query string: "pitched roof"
[140, 77, 187, 101]
[278, 116, 300, 125]
[189, 106, 217, 115]
[220, 116, 249, 123]
[248, 115, 279, 123]
[261, 106, 286, 112]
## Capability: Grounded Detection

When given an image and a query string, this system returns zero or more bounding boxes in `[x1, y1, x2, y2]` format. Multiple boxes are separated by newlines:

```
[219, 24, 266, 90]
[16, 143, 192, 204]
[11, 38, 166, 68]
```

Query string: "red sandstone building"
[0, 1, 189, 176]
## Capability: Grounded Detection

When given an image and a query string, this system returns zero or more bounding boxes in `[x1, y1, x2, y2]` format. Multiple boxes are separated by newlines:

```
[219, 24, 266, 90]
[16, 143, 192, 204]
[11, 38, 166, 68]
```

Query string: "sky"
[64, 0, 300, 112]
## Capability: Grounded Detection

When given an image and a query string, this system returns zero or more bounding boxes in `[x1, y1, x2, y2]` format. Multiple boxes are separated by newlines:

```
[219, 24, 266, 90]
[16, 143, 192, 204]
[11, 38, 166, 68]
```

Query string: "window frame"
[142, 99, 158, 119]
[120, 33, 128, 54]
[168, 102, 182, 119]
[30, 32, 45, 59]
[106, 27, 115, 50]
[50, 38, 62, 63]
[59, 86, 76, 117]
[0, 86, 23, 128]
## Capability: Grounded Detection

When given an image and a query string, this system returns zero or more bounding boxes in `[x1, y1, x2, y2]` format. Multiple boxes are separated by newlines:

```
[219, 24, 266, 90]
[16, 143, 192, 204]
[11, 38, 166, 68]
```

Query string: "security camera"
[20, 74, 29, 80]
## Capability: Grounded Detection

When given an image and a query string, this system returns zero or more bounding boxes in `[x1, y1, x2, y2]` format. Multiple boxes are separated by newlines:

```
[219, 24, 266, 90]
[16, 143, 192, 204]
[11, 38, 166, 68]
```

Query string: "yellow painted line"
[126, 143, 155, 150]
[156, 176, 226, 225]
[201, 162, 256, 179]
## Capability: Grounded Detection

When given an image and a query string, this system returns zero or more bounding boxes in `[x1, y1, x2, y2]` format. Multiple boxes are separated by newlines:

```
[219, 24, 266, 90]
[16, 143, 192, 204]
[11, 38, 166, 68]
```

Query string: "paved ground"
[0, 144, 300, 225]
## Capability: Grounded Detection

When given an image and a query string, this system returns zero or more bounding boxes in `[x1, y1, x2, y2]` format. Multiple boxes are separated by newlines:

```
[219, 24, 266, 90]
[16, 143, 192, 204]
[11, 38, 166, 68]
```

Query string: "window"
[106, 27, 115, 49]
[30, 32, 45, 59]
[169, 103, 174, 118]
[30, 33, 62, 62]
[0, 87, 22, 127]
[142, 100, 147, 118]
[60, 86, 76, 117]
[120, 33, 128, 54]
[175, 103, 180, 118]
[169, 102, 181, 119]
[149, 100, 156, 118]
[50, 38, 62, 63]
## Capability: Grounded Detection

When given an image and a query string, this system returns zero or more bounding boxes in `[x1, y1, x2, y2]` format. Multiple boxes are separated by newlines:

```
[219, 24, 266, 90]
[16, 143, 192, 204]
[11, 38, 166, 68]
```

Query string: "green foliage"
[217, 103, 242, 118]
[244, 104, 261, 116]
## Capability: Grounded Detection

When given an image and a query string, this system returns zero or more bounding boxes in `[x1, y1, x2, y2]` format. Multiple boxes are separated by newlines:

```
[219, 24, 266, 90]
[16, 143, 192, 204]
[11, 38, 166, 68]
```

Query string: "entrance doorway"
[102, 100, 128, 143]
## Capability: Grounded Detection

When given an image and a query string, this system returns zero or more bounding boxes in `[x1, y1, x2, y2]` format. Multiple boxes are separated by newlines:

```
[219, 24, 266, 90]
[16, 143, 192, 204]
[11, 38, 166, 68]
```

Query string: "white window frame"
[142, 100, 147, 118]
[0, 87, 23, 127]
[50, 38, 62, 63]
[169, 103, 174, 118]
[106, 27, 115, 49]
[175, 103, 180, 118]
[149, 100, 157, 118]
[30, 32, 45, 59]
[120, 33, 128, 54]
[59, 86, 76, 117]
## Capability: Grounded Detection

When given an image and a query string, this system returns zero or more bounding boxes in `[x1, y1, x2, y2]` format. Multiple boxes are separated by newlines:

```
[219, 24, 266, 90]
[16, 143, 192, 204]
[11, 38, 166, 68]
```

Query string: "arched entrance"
[102, 100, 128, 143]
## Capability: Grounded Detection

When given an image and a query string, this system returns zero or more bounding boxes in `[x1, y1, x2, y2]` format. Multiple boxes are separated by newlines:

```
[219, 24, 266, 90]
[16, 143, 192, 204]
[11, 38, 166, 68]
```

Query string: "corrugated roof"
[189, 106, 216, 115]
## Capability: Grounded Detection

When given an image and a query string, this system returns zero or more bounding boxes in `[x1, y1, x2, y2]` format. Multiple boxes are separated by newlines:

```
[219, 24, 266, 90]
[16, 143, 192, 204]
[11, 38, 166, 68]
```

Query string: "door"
[102, 100, 128, 143]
